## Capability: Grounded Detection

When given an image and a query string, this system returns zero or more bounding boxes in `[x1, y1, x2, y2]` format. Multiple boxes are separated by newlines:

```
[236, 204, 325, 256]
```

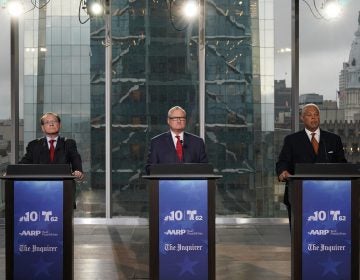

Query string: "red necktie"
[49, 139, 56, 162]
[311, 133, 319, 155]
[175, 136, 183, 161]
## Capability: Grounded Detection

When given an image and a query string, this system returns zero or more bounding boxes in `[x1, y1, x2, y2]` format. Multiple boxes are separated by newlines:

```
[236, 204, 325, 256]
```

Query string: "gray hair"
[40, 112, 61, 125]
[167, 106, 186, 117]
[301, 103, 320, 116]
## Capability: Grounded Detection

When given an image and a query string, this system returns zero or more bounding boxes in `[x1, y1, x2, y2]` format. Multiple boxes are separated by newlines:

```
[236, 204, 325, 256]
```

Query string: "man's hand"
[72, 170, 84, 181]
[278, 170, 290, 182]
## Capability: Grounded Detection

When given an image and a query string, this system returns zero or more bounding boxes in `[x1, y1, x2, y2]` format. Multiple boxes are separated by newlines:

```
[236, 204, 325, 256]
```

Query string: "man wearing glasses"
[146, 106, 208, 174]
[19, 112, 84, 181]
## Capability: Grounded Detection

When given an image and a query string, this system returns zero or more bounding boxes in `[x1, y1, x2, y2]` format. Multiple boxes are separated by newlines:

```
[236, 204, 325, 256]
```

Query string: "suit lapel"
[39, 137, 50, 163]
[53, 137, 64, 163]
[301, 130, 317, 159]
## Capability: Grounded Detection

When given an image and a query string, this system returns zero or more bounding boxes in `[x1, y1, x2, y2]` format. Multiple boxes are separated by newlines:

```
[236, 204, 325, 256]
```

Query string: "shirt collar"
[46, 136, 59, 142]
[305, 128, 320, 137]
[170, 130, 184, 140]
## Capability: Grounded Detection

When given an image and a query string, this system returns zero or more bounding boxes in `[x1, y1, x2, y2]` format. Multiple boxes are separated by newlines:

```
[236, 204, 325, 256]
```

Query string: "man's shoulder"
[184, 132, 203, 140]
[27, 137, 46, 146]
[320, 129, 341, 139]
[284, 130, 306, 140]
[60, 136, 75, 143]
[151, 131, 170, 141]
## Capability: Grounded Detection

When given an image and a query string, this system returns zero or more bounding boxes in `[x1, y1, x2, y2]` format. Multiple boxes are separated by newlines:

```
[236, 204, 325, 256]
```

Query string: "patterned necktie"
[175, 135, 183, 161]
[49, 139, 56, 162]
[311, 133, 319, 155]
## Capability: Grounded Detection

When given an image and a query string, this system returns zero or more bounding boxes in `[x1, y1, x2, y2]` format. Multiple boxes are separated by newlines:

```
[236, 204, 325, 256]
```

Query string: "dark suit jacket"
[146, 131, 208, 174]
[19, 136, 83, 172]
[276, 129, 347, 205]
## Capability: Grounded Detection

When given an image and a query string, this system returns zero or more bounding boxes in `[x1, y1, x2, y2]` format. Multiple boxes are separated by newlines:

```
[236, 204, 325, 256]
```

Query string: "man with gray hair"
[146, 106, 208, 174]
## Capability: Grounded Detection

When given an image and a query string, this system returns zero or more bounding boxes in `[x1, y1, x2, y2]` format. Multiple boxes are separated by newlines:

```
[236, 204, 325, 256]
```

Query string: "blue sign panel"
[159, 180, 208, 280]
[14, 181, 63, 280]
[302, 180, 351, 280]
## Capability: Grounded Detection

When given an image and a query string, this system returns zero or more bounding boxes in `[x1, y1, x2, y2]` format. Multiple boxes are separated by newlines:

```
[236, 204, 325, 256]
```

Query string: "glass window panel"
[61, 57, 72, 74]
[51, 27, 62, 44]
[71, 86, 81, 102]
[51, 86, 62, 103]
[71, 27, 81, 45]
[71, 57, 81, 74]
[51, 57, 62, 74]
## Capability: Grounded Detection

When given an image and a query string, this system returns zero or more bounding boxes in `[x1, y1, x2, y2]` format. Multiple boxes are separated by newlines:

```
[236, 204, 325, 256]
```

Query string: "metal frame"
[105, 0, 113, 219]
[10, 17, 19, 164]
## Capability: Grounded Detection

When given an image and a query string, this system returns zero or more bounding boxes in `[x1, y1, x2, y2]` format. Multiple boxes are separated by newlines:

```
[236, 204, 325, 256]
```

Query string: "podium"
[2, 164, 75, 280]
[289, 163, 360, 280]
[143, 164, 221, 280]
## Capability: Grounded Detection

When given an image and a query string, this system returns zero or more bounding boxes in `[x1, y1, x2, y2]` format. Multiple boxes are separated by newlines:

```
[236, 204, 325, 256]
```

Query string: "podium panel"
[143, 163, 221, 280]
[159, 179, 208, 279]
[302, 180, 351, 279]
[3, 164, 75, 280]
[290, 163, 360, 280]
[13, 181, 64, 279]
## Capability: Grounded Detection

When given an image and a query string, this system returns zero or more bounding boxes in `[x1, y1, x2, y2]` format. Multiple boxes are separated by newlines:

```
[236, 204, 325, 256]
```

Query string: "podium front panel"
[13, 180, 64, 279]
[5, 176, 74, 280]
[158, 180, 208, 280]
[301, 180, 351, 280]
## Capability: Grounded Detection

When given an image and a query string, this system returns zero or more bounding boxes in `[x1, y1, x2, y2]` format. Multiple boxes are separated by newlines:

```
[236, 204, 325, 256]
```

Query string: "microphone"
[180, 140, 187, 149]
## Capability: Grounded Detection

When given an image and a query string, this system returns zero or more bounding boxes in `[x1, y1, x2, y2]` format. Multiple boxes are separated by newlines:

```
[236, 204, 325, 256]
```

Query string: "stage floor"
[0, 223, 291, 279]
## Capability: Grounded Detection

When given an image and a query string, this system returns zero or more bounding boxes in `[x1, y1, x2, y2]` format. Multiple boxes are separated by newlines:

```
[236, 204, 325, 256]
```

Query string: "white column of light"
[104, 0, 113, 218]
[198, 0, 205, 140]
[9, 1, 23, 164]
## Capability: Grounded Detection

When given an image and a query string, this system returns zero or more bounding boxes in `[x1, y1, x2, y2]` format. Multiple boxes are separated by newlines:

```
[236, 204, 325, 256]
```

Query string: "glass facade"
[18, 0, 279, 218]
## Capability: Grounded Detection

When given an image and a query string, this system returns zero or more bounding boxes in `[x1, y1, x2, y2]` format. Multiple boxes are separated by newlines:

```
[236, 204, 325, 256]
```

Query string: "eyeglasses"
[42, 120, 59, 125]
[169, 117, 186, 122]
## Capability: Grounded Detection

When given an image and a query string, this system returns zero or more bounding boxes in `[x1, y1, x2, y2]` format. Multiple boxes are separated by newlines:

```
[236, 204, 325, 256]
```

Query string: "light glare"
[8, 1, 23, 17]
[89, 2, 103, 16]
[323, 0, 342, 19]
[183, 1, 198, 18]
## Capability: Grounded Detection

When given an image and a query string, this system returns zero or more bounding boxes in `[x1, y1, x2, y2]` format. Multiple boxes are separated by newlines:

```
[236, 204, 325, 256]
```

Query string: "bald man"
[276, 103, 347, 224]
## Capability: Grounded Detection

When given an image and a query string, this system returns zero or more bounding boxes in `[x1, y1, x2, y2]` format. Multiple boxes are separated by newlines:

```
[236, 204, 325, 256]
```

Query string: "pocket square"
[328, 151, 334, 154]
